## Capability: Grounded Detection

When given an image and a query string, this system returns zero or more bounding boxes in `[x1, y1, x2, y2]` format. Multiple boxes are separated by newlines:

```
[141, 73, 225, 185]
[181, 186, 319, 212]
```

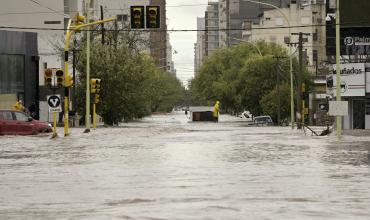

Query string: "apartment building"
[205, 1, 219, 57]
[194, 17, 205, 75]
[245, 2, 326, 74]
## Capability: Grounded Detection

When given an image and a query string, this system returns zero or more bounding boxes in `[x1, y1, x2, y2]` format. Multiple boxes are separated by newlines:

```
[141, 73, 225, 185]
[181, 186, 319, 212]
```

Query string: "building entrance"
[353, 100, 365, 129]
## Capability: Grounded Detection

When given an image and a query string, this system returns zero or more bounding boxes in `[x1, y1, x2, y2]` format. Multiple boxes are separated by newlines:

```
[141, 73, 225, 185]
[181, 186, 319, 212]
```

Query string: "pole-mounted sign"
[47, 94, 62, 113]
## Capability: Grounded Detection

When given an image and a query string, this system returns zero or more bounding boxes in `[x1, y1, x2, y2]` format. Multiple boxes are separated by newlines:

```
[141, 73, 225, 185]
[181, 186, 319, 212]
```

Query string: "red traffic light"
[45, 68, 52, 77]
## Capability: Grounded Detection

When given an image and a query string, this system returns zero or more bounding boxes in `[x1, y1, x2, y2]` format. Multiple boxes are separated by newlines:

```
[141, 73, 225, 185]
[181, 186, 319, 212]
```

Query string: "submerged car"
[0, 109, 52, 135]
[252, 115, 274, 126]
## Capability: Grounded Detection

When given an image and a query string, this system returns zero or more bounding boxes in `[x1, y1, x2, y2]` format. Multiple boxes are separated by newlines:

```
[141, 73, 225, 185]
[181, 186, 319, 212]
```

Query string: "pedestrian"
[12, 100, 25, 112]
[28, 102, 37, 119]
[213, 101, 220, 122]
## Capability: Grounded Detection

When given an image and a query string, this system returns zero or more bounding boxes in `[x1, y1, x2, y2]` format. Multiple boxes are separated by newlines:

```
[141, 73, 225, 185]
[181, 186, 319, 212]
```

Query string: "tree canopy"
[190, 41, 311, 122]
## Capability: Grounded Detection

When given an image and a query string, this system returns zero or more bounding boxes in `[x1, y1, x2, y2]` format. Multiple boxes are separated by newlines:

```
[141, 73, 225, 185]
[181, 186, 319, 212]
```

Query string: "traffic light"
[64, 74, 73, 88]
[90, 78, 101, 94]
[55, 69, 64, 88]
[130, 6, 145, 29]
[146, 6, 160, 28]
[94, 94, 100, 104]
[44, 68, 53, 88]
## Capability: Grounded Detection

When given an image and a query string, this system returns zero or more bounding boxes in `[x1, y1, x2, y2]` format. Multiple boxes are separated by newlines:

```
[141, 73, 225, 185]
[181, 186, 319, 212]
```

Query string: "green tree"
[260, 83, 292, 123]
[73, 32, 184, 125]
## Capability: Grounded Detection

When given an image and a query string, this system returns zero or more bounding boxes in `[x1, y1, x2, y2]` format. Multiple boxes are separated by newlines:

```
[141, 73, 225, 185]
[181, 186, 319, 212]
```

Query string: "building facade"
[194, 17, 205, 75]
[205, 1, 219, 57]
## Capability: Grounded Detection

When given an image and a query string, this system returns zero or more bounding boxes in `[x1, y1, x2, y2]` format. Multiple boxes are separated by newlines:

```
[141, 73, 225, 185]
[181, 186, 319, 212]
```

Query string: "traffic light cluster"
[44, 68, 66, 89]
[130, 6, 160, 29]
[91, 78, 101, 104]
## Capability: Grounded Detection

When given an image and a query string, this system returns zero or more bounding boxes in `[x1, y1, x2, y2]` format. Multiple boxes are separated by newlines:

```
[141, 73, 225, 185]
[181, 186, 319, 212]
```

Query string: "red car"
[0, 109, 52, 135]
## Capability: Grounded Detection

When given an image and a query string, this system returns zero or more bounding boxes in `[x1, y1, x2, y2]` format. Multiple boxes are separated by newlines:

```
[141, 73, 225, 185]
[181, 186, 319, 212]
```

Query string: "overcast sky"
[166, 0, 208, 87]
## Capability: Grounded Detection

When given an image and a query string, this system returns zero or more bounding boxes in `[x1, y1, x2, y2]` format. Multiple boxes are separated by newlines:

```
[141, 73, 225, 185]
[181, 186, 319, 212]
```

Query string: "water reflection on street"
[1, 112, 370, 219]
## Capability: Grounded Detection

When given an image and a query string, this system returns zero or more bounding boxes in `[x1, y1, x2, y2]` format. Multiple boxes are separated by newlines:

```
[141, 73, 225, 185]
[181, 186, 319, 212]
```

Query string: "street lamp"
[241, 0, 294, 129]
[335, 0, 342, 138]
[227, 36, 263, 56]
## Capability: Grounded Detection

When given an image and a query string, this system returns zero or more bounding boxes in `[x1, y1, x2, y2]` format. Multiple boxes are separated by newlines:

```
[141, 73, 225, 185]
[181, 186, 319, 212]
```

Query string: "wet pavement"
[1, 112, 370, 219]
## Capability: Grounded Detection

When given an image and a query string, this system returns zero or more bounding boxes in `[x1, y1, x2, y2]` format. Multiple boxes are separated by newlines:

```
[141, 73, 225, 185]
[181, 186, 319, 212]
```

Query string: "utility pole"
[101, 5, 105, 45]
[84, 0, 91, 133]
[297, 32, 303, 129]
[273, 56, 287, 126]
[290, 32, 310, 129]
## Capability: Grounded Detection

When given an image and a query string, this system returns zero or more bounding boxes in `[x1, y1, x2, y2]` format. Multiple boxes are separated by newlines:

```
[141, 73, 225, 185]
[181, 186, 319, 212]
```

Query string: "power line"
[26, 0, 64, 16]
[0, 23, 343, 32]
[0, 3, 208, 16]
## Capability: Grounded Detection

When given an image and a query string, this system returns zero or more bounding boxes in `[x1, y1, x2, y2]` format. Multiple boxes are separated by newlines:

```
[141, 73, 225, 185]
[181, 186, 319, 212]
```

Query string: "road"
[1, 112, 370, 219]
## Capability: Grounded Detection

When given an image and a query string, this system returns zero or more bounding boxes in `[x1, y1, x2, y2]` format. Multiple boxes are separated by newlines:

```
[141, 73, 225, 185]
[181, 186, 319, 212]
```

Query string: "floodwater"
[1, 112, 370, 220]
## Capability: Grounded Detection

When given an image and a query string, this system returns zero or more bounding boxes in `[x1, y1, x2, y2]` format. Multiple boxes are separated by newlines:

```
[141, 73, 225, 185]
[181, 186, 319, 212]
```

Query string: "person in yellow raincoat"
[12, 100, 25, 112]
[213, 101, 220, 122]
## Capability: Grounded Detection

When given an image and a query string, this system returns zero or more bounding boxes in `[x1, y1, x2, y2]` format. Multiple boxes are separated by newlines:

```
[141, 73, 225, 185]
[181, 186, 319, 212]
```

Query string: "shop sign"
[327, 63, 365, 97]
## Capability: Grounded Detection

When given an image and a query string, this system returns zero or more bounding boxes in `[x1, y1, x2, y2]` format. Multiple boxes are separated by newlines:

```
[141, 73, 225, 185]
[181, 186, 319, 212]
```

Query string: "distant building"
[205, 1, 219, 57]
[194, 17, 205, 75]
[166, 33, 176, 75]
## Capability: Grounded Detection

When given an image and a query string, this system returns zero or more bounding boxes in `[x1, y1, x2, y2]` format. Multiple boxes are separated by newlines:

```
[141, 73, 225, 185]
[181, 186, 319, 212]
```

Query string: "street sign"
[329, 101, 348, 116]
[47, 94, 62, 113]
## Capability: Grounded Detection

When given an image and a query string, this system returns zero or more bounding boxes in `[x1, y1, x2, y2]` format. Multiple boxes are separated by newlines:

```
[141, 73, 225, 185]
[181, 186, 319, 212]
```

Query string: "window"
[0, 55, 24, 94]
[14, 112, 28, 121]
[313, 32, 318, 41]
[0, 111, 13, 120]
[117, 14, 128, 22]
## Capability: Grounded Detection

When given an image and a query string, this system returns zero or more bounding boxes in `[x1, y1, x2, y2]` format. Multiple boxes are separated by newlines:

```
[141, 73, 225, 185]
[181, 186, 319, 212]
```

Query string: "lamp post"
[335, 0, 342, 138]
[228, 36, 263, 56]
[85, 0, 91, 133]
[242, 0, 294, 129]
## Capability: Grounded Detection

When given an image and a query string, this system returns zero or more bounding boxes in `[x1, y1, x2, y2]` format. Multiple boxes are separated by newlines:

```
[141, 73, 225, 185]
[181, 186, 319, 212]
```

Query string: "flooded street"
[1, 112, 370, 219]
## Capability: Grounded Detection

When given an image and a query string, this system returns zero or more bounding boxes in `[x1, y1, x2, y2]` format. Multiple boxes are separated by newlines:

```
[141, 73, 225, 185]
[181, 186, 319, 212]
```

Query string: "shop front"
[327, 63, 369, 129]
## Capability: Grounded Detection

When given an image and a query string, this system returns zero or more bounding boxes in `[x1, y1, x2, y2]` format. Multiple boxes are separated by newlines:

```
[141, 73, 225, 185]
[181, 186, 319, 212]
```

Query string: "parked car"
[252, 115, 274, 126]
[0, 109, 52, 135]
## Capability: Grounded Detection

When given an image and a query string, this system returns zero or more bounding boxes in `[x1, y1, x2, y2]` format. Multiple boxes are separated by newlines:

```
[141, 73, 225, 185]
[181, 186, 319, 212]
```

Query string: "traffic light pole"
[85, 1, 91, 133]
[64, 16, 116, 136]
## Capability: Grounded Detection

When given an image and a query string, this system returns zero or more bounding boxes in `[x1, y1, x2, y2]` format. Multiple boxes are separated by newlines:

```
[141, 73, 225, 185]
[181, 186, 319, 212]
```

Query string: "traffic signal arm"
[72, 17, 117, 31]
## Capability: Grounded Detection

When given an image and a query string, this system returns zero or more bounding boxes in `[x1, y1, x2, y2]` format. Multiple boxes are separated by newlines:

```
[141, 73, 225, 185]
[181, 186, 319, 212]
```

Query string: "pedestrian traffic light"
[90, 78, 101, 94]
[146, 6, 160, 28]
[94, 94, 100, 104]
[55, 69, 64, 88]
[130, 6, 145, 29]
[44, 68, 53, 88]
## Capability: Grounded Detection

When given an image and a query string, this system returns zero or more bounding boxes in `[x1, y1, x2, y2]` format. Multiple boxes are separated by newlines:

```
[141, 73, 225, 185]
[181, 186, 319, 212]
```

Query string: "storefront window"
[0, 54, 24, 94]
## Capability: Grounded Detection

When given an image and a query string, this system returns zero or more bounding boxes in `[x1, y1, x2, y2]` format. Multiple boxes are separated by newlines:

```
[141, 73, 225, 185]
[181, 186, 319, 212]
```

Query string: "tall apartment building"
[194, 17, 205, 75]
[205, 1, 219, 57]
[245, 2, 326, 75]
[218, 0, 295, 48]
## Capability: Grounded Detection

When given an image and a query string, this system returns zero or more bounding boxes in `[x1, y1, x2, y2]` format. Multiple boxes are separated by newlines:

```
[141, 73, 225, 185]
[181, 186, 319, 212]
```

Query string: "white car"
[253, 115, 274, 126]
